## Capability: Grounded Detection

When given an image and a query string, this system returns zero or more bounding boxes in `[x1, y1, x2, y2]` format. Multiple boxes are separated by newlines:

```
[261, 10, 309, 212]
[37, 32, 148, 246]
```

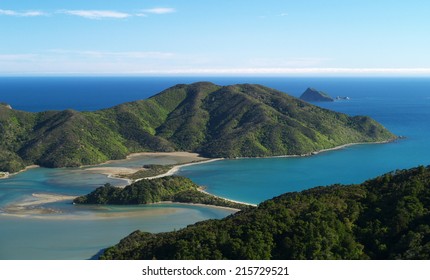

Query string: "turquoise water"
[0, 203, 235, 260]
[1, 77, 430, 259]
[0, 154, 235, 260]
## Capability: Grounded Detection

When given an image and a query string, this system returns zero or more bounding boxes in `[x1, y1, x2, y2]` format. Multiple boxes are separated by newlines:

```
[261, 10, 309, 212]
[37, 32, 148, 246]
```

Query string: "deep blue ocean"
[1, 76, 430, 259]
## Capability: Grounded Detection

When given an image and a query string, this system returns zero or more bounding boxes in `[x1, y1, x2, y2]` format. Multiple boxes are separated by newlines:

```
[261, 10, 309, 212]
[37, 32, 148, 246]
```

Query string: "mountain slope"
[100, 165, 430, 260]
[0, 82, 395, 172]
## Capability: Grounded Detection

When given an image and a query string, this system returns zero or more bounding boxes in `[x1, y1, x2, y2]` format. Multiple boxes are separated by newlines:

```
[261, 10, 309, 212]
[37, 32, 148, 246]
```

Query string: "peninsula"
[0, 82, 395, 173]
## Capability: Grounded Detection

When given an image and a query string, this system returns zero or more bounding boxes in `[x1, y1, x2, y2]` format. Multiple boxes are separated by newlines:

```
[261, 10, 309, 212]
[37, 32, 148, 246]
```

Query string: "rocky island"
[300, 87, 334, 102]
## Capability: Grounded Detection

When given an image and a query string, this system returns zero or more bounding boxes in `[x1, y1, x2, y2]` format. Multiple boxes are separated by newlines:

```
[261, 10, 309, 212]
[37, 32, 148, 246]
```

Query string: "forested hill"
[0, 82, 395, 172]
[100, 165, 430, 260]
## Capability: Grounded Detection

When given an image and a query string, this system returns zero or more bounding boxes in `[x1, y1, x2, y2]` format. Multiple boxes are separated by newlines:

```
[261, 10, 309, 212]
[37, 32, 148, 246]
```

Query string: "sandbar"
[82, 151, 219, 183]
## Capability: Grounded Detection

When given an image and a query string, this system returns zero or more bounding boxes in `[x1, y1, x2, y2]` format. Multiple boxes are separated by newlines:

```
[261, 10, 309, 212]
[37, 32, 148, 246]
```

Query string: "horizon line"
[1, 68, 430, 77]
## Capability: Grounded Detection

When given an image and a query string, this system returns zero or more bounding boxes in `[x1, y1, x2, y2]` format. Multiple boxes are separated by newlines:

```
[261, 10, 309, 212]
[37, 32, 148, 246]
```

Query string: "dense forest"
[74, 176, 252, 211]
[100, 165, 430, 260]
[0, 82, 395, 172]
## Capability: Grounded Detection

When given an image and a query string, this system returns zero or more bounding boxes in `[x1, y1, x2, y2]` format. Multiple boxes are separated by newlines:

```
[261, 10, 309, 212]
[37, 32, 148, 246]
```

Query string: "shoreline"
[233, 138, 398, 160]
[2, 192, 241, 218]
[1, 139, 397, 215]
[1, 139, 398, 181]
[0, 165, 39, 180]
[148, 201, 243, 212]
[197, 187, 257, 207]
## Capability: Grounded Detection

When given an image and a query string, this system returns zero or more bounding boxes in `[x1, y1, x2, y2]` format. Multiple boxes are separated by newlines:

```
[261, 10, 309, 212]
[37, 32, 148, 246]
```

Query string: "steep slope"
[100, 165, 430, 260]
[0, 82, 395, 172]
[197, 84, 393, 157]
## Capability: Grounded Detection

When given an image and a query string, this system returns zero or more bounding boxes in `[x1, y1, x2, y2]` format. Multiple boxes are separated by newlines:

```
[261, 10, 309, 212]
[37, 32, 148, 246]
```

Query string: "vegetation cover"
[100, 166, 430, 260]
[74, 175, 251, 211]
[0, 82, 395, 172]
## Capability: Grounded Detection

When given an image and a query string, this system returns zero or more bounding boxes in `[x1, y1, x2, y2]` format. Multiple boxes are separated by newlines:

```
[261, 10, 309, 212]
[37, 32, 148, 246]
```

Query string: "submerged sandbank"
[3, 193, 76, 215]
[1, 193, 236, 220]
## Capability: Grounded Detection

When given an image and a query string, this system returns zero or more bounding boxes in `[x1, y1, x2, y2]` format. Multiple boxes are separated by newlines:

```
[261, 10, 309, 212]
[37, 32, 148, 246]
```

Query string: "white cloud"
[0, 9, 47, 17]
[140, 7, 176, 15]
[59, 10, 131, 19]
[48, 49, 174, 59]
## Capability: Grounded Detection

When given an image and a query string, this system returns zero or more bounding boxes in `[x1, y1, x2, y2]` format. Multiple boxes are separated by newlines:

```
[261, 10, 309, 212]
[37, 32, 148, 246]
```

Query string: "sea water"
[1, 77, 430, 259]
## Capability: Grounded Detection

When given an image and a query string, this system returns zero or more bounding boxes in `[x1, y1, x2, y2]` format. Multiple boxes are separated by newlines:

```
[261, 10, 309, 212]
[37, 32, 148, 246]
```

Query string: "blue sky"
[1, 0, 429, 76]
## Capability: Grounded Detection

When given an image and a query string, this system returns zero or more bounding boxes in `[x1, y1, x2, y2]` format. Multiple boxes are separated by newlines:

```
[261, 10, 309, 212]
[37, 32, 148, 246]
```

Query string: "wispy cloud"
[140, 7, 176, 15]
[59, 10, 131, 20]
[48, 49, 174, 59]
[0, 8, 176, 20]
[0, 9, 47, 17]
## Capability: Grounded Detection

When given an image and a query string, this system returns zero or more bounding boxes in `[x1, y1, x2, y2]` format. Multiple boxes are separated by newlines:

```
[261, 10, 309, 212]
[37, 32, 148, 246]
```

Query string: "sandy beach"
[83, 151, 212, 184]
[143, 158, 223, 180]
[104, 151, 208, 165]
[197, 187, 257, 207]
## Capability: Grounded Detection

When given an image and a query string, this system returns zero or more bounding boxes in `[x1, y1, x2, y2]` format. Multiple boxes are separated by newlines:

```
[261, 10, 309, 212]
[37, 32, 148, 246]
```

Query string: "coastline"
[2, 192, 241, 217]
[1, 139, 397, 181]
[0, 165, 39, 180]
[234, 138, 398, 160]
[197, 187, 257, 207]
[1, 140, 397, 216]
[149, 201, 243, 212]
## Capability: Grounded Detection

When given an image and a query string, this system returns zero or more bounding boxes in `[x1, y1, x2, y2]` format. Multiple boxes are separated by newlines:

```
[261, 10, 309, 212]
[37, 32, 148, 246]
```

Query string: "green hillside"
[100, 165, 430, 260]
[0, 82, 395, 172]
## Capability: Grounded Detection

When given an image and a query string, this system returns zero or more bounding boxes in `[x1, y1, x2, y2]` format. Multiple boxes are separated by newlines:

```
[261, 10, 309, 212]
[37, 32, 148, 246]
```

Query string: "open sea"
[1, 76, 430, 259]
